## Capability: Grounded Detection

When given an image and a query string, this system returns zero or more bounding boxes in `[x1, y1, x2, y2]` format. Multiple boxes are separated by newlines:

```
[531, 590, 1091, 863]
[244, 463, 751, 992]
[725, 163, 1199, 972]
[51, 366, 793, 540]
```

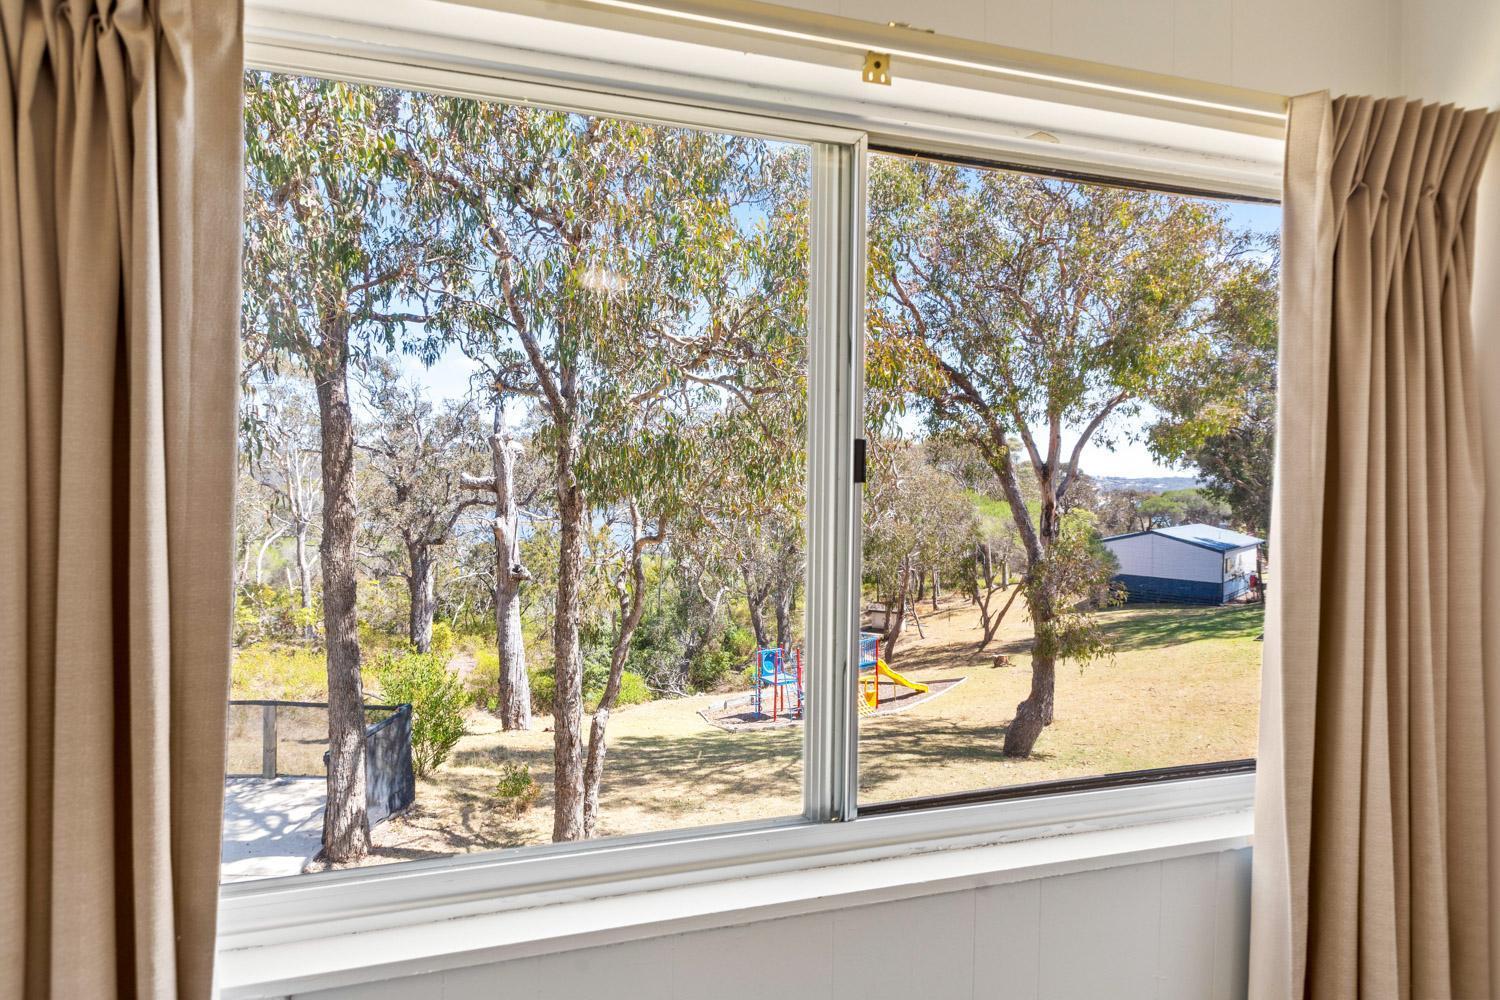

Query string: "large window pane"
[224, 72, 809, 880]
[860, 152, 1276, 805]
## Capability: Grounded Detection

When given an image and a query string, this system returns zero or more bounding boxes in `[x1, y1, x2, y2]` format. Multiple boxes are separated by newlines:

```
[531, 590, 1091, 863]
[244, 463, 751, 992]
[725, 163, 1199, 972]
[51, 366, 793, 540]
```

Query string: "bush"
[690, 624, 758, 691]
[371, 651, 472, 778]
[468, 649, 500, 712]
[609, 671, 652, 710]
[427, 621, 455, 659]
[491, 761, 541, 814]
[525, 665, 653, 715]
[527, 665, 556, 716]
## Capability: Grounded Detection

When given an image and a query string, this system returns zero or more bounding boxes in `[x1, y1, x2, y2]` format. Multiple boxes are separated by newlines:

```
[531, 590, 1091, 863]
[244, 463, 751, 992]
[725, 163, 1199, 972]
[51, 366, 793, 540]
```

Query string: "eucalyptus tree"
[403, 97, 808, 841]
[460, 401, 536, 729]
[1152, 250, 1279, 537]
[868, 158, 1261, 756]
[242, 73, 445, 861]
[359, 359, 487, 653]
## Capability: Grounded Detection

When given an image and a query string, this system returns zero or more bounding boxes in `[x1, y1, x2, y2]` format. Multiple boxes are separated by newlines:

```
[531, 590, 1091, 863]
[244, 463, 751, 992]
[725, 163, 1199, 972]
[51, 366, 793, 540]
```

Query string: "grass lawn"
[361, 592, 1262, 866]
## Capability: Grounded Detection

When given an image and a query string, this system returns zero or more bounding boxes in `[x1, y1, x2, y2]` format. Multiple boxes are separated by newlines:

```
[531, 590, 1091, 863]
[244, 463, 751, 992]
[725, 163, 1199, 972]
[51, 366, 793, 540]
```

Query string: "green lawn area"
[356, 594, 1262, 866]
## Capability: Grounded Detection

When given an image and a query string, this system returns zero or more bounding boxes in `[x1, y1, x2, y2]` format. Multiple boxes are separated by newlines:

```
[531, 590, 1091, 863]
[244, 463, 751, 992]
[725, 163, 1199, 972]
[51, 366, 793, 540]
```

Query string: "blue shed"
[1100, 523, 1264, 605]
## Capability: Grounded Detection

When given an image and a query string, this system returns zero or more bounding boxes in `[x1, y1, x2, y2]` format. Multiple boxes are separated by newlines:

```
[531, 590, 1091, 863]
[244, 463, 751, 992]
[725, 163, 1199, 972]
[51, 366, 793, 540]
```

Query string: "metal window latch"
[862, 51, 892, 86]
[853, 438, 867, 484]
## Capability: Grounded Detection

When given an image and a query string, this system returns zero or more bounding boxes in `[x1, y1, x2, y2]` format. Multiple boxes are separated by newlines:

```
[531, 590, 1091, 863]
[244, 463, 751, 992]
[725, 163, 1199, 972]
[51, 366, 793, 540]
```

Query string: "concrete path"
[221, 776, 325, 882]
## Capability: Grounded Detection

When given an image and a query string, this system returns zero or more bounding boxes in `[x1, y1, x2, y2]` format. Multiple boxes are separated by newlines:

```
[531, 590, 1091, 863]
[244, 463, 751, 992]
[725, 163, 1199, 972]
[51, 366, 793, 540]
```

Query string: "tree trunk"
[881, 556, 911, 662]
[551, 431, 588, 842]
[976, 580, 1022, 652]
[1004, 470, 1060, 758]
[742, 565, 770, 650]
[406, 540, 435, 653]
[314, 352, 370, 862]
[295, 522, 315, 642]
[773, 577, 797, 651]
[491, 422, 531, 730]
[931, 570, 940, 611]
[583, 518, 662, 839]
[1003, 637, 1055, 755]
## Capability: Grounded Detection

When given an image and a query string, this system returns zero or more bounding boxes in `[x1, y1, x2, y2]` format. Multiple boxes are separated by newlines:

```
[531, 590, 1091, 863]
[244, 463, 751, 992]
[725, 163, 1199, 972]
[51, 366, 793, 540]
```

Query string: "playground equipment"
[749, 636, 929, 721]
[752, 647, 803, 721]
[857, 632, 929, 713]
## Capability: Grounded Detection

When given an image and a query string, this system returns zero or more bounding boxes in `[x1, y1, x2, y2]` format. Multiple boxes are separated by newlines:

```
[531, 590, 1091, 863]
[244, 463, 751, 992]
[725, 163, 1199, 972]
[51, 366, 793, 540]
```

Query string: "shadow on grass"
[857, 722, 1026, 788]
[1096, 602, 1264, 652]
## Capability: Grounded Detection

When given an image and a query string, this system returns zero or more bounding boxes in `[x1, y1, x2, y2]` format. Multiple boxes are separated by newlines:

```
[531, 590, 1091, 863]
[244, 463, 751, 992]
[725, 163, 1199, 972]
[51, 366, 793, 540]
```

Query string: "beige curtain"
[0, 1, 243, 997]
[1251, 92, 1499, 999]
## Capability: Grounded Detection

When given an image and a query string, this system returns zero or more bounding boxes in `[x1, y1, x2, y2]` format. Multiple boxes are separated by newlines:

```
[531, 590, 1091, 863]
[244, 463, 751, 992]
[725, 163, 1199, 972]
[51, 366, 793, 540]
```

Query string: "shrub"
[371, 651, 472, 778]
[609, 671, 652, 710]
[526, 665, 653, 715]
[468, 649, 500, 712]
[527, 665, 556, 716]
[427, 621, 455, 659]
[491, 761, 541, 814]
[690, 624, 759, 691]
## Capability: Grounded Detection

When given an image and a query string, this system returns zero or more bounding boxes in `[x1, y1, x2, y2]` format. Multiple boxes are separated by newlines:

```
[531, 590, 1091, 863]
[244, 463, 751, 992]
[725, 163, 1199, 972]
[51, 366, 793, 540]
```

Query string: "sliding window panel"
[857, 149, 1275, 807]
[227, 69, 821, 880]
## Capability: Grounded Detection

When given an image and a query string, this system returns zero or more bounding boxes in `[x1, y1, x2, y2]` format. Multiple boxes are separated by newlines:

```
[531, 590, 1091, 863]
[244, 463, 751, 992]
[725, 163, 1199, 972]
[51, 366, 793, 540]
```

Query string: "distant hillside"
[1090, 475, 1201, 495]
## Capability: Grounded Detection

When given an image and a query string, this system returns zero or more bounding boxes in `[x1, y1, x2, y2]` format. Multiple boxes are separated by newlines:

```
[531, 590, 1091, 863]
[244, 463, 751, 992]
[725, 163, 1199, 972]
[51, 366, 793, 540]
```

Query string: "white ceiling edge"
[243, 0, 1284, 200]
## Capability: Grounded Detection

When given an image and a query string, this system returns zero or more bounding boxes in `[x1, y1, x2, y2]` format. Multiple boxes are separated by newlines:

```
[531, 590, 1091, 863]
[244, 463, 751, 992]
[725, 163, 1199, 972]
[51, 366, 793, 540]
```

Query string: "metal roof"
[1102, 523, 1264, 553]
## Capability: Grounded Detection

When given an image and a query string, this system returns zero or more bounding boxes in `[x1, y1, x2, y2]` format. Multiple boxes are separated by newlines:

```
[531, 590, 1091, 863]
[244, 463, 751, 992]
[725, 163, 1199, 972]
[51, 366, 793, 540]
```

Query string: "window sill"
[215, 774, 1253, 998]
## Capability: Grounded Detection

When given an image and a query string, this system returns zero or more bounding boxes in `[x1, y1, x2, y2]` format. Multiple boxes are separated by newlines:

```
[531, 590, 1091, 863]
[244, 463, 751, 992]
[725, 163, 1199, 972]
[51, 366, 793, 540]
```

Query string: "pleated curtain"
[1251, 93, 1499, 999]
[0, 0, 243, 996]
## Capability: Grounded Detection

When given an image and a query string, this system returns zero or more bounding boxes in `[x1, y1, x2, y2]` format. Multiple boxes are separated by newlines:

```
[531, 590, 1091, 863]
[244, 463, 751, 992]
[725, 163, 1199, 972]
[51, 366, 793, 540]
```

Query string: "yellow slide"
[876, 659, 928, 694]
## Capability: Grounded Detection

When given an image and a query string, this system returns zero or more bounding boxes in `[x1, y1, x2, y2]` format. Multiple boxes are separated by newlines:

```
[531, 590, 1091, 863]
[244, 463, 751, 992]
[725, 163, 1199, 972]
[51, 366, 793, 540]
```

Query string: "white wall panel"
[1104, 534, 1223, 584]
[291, 849, 1254, 1000]
[821, 0, 1402, 97]
[832, 891, 976, 1000]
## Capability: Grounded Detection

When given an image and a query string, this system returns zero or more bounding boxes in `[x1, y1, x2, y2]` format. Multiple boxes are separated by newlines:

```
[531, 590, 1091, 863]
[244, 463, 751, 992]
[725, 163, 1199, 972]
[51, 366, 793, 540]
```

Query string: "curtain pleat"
[0, 1, 243, 996]
[1251, 93, 1498, 1000]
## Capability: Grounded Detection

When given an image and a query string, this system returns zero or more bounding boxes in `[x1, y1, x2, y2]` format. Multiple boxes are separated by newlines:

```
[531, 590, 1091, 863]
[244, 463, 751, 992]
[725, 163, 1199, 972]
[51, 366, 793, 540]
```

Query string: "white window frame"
[221, 6, 1269, 988]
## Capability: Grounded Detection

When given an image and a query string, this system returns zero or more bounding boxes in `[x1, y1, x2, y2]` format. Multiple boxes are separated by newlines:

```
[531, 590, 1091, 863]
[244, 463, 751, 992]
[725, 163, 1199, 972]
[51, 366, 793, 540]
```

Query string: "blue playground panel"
[753, 647, 801, 719]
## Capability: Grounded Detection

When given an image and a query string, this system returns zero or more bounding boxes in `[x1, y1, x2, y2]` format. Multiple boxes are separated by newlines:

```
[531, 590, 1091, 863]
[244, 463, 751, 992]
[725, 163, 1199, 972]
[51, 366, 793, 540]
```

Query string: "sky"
[399, 189, 1281, 483]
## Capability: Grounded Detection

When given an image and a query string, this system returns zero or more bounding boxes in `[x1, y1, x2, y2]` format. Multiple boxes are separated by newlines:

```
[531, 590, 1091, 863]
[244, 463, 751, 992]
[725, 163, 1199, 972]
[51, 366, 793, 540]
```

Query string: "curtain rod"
[554, 0, 1290, 125]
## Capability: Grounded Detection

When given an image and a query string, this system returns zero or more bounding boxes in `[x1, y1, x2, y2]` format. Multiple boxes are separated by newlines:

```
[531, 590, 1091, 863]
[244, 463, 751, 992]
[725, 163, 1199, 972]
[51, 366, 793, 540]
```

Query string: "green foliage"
[491, 761, 542, 814]
[468, 649, 501, 711]
[1026, 512, 1125, 670]
[612, 672, 652, 710]
[371, 652, 472, 778]
[234, 584, 320, 646]
[527, 664, 557, 716]
[690, 624, 757, 691]
[232, 644, 331, 701]
[426, 621, 455, 659]
[525, 663, 652, 715]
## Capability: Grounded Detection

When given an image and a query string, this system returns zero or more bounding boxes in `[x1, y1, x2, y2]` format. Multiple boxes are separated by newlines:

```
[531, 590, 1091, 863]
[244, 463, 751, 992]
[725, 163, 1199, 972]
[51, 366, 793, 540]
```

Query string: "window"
[226, 70, 815, 880]
[858, 151, 1276, 808]
[221, 59, 1275, 893]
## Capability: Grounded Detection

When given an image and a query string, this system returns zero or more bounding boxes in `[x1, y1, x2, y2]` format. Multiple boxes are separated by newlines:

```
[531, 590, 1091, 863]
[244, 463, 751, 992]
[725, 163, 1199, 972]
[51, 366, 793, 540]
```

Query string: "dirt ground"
[358, 590, 1262, 868]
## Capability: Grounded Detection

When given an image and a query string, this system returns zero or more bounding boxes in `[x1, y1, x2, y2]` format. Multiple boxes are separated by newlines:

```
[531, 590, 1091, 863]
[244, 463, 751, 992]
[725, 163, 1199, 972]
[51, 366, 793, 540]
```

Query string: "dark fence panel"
[365, 704, 415, 822]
